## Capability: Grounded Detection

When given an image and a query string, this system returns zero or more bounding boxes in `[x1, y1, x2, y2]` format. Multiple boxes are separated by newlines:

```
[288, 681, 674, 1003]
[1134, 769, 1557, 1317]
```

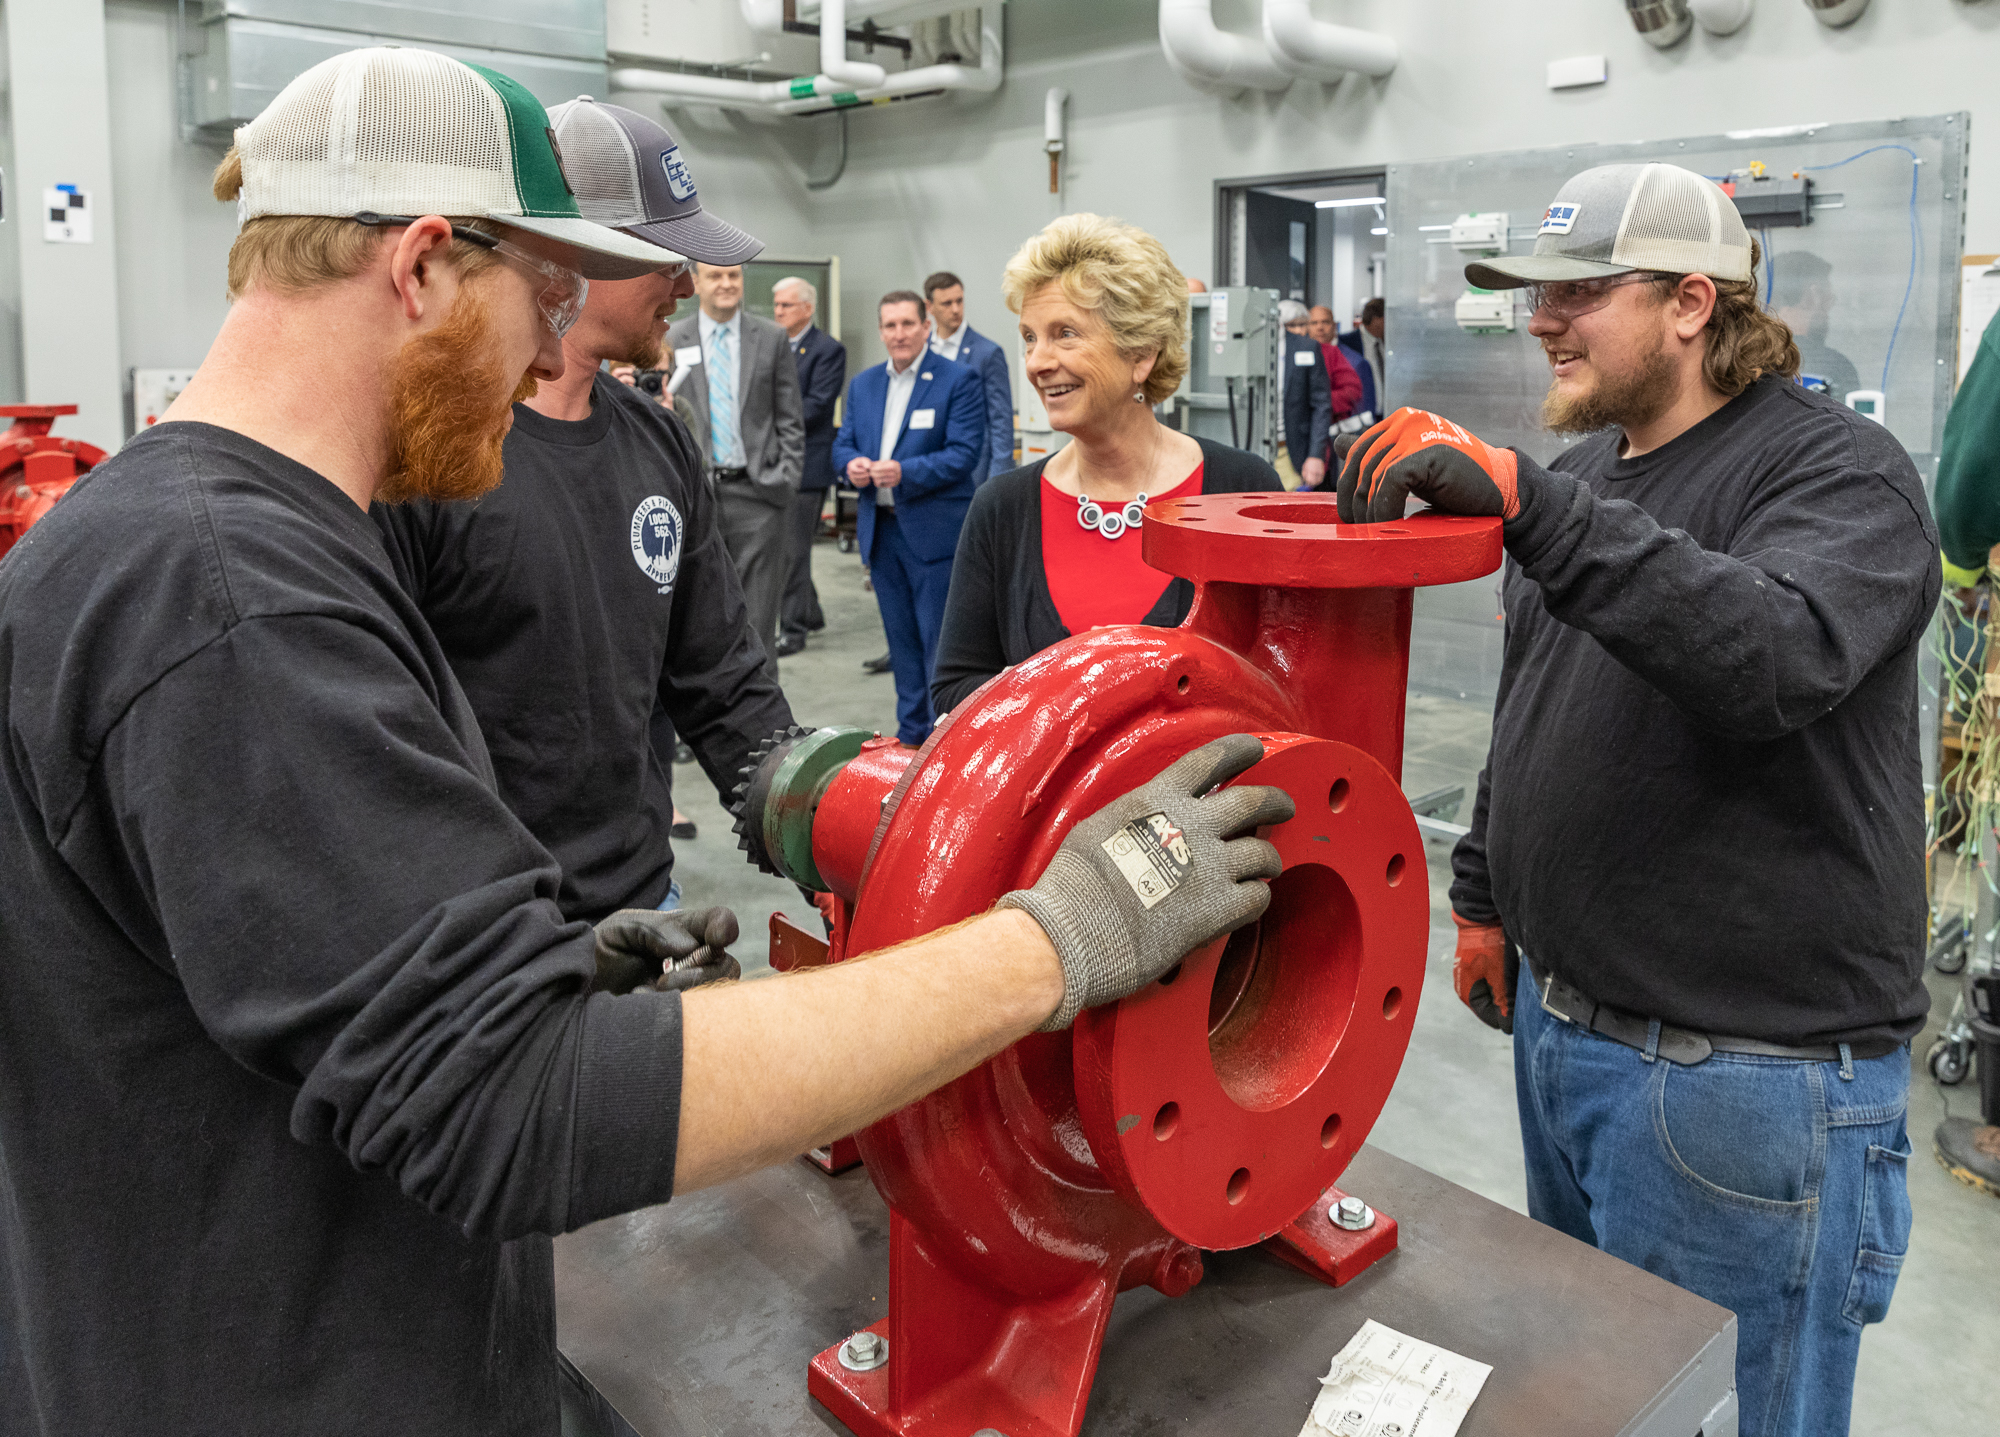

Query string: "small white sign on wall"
[44, 185, 91, 243]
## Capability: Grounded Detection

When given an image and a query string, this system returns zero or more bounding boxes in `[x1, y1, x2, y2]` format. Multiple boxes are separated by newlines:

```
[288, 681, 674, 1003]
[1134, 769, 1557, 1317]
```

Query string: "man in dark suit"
[923, 270, 1013, 482]
[773, 276, 847, 656]
[833, 291, 984, 746]
[1279, 308, 1333, 491]
[665, 264, 804, 659]
[1338, 296, 1386, 420]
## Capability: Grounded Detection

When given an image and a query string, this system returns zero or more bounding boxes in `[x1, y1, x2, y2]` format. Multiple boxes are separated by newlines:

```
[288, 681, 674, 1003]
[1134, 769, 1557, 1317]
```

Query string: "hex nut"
[1331, 1195, 1376, 1231]
[838, 1329, 889, 1372]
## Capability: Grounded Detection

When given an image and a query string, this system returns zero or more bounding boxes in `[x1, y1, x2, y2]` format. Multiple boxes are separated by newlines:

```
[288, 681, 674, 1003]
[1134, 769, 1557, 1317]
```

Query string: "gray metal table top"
[554, 1144, 1736, 1437]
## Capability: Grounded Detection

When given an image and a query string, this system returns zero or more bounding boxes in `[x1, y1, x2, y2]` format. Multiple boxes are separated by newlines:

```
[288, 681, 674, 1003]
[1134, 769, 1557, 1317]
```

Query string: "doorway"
[1218, 168, 1387, 335]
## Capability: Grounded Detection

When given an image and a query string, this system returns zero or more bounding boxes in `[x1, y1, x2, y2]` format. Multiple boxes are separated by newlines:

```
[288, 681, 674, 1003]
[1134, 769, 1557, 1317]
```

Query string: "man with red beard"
[1338, 163, 1937, 1437]
[375, 98, 790, 923]
[0, 46, 1291, 1436]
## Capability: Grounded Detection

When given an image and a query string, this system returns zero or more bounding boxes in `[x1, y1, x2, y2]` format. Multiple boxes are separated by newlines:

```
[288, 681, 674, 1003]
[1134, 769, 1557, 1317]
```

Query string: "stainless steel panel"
[194, 0, 605, 63]
[1385, 116, 1969, 705]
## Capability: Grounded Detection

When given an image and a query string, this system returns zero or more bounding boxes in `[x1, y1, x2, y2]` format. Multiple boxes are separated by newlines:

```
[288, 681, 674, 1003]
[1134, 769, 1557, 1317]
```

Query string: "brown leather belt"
[1528, 961, 1899, 1065]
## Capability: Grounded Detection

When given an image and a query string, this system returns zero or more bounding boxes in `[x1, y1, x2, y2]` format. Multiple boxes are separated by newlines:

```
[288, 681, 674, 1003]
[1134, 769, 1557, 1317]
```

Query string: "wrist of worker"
[982, 903, 1069, 1030]
[1500, 450, 1588, 565]
[996, 854, 1139, 1032]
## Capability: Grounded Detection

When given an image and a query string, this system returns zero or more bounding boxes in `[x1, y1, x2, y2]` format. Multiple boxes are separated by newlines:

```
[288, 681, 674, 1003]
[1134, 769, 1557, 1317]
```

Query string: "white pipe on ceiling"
[1260, 0, 1397, 80]
[819, 0, 888, 89]
[771, 3, 1000, 113]
[1157, 0, 1293, 94]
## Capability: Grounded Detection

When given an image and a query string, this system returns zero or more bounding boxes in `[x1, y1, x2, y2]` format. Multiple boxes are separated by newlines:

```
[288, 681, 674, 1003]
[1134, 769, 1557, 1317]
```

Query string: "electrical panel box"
[1449, 213, 1510, 253]
[1207, 287, 1281, 379]
[1726, 176, 1812, 229]
[1454, 290, 1515, 334]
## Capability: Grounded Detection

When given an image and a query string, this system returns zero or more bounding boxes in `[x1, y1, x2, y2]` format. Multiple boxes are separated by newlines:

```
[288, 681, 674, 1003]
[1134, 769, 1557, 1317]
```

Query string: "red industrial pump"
[0, 405, 104, 562]
[735, 494, 1502, 1437]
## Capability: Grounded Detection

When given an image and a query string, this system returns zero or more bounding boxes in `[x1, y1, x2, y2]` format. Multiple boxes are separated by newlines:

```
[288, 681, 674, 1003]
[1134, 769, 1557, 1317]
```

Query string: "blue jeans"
[1513, 962, 1912, 1437]
[655, 880, 682, 913]
[868, 511, 953, 746]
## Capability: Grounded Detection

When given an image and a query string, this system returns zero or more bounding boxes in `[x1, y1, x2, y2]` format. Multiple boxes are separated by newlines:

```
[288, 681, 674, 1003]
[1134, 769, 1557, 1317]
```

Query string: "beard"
[377, 286, 539, 505]
[611, 325, 665, 370]
[1541, 342, 1678, 436]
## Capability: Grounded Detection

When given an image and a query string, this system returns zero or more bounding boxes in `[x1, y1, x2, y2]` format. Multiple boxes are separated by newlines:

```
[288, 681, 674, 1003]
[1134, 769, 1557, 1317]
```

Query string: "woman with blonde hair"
[931, 214, 1281, 715]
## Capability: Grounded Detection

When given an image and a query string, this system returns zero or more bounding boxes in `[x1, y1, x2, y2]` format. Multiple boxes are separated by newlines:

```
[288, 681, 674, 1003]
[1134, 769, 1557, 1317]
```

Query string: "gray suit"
[667, 309, 805, 656]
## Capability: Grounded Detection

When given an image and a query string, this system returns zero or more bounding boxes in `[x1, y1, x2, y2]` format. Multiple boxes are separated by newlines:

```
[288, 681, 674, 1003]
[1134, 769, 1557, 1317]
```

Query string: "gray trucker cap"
[1465, 162, 1753, 289]
[546, 97, 764, 267]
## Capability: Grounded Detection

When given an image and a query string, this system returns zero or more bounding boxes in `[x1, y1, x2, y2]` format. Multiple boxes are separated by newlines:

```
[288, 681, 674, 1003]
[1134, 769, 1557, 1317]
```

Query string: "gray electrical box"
[1206, 286, 1281, 378]
[1169, 287, 1284, 463]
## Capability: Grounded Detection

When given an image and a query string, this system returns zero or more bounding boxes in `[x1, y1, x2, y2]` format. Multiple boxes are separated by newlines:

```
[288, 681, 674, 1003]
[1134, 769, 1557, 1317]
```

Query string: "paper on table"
[1296, 1319, 1493, 1437]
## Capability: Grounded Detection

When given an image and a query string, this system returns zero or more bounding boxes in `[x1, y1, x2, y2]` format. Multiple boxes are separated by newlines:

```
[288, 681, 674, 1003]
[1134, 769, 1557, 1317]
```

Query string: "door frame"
[1213, 164, 1389, 289]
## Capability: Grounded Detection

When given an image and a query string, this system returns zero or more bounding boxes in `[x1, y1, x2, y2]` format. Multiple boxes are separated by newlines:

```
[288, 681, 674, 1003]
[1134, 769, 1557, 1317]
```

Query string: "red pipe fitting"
[802, 496, 1499, 1437]
[0, 405, 105, 562]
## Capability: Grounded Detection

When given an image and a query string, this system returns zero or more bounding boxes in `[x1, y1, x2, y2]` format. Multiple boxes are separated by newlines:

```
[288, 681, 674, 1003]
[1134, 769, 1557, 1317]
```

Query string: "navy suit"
[782, 324, 848, 643]
[1283, 330, 1333, 482]
[935, 324, 1015, 481]
[833, 354, 983, 743]
[1338, 329, 1380, 419]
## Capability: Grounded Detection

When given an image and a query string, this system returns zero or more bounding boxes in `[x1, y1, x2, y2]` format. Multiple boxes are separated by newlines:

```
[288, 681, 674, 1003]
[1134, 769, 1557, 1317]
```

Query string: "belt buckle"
[1535, 968, 1574, 1025]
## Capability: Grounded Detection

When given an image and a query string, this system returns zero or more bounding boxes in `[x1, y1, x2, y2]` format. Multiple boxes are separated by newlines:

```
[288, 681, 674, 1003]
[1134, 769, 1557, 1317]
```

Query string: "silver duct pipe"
[1626, 0, 1693, 48]
[1803, 0, 1870, 26]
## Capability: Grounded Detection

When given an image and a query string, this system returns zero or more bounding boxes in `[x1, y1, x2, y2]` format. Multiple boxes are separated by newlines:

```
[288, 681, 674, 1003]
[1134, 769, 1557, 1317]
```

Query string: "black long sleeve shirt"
[932, 438, 1283, 714]
[1450, 377, 1939, 1048]
[0, 423, 686, 1435]
[375, 374, 794, 921]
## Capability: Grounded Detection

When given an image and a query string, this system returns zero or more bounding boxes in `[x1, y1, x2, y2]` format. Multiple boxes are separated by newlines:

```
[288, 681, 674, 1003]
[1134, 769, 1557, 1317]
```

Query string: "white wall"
[616, 0, 2000, 374]
[5, 0, 2000, 418]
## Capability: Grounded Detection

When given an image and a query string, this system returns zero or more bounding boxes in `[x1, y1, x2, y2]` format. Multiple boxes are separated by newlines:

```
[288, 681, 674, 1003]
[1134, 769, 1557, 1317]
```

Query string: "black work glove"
[999, 734, 1295, 1031]
[591, 905, 741, 995]
[1336, 407, 1521, 523]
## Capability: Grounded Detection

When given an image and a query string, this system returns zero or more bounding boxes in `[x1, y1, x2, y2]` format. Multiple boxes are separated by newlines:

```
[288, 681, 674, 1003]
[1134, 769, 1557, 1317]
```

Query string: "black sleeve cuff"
[1502, 450, 1589, 567]
[566, 989, 684, 1230]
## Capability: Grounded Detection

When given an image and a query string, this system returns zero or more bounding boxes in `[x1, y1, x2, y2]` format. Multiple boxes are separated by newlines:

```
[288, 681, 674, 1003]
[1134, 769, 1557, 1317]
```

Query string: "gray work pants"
[716, 478, 793, 660]
[782, 487, 829, 642]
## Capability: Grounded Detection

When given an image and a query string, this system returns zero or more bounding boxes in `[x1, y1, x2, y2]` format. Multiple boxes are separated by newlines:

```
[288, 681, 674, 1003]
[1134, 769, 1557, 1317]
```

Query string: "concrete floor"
[667, 536, 1995, 1435]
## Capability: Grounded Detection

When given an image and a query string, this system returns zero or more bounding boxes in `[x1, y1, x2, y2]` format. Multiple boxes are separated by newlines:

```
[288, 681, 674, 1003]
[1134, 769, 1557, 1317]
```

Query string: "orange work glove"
[1336, 407, 1520, 524]
[1451, 911, 1514, 1035]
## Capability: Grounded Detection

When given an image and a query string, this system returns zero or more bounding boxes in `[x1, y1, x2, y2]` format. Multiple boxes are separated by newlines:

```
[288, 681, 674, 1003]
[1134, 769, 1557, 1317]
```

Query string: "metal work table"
[555, 1145, 1737, 1437]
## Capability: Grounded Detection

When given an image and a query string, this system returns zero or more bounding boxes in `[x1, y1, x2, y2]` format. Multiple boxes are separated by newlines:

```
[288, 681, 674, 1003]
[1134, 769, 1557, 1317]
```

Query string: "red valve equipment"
[0, 405, 105, 562]
[733, 496, 1502, 1437]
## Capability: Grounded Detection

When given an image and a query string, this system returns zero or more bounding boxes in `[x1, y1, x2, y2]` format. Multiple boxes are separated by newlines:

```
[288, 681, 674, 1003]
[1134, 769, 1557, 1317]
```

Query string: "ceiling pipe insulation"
[1158, 1, 1395, 96]
[1158, 0, 1294, 94]
[1261, 0, 1397, 80]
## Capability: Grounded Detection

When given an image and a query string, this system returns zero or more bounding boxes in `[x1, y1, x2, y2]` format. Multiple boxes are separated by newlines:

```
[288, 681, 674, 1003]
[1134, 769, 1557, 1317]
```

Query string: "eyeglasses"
[353, 212, 590, 337]
[1521, 270, 1671, 322]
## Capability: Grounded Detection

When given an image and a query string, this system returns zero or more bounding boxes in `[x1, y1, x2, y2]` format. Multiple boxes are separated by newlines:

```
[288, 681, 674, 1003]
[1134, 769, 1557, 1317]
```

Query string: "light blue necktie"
[709, 326, 740, 467]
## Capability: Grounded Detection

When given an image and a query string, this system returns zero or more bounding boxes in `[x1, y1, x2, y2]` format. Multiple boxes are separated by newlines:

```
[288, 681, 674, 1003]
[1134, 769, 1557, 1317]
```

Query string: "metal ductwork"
[1625, 0, 1693, 47]
[176, 0, 607, 141]
[1803, 0, 1869, 26]
[1689, 0, 1754, 34]
[1158, 1, 1396, 96]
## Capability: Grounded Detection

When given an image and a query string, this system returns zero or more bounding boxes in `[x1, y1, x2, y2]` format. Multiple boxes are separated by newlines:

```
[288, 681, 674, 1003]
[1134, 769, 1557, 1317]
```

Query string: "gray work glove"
[999, 734, 1293, 1031]
[591, 905, 741, 995]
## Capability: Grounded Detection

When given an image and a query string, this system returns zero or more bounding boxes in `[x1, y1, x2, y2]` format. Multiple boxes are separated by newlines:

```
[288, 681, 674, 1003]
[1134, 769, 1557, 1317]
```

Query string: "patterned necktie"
[709, 325, 738, 467]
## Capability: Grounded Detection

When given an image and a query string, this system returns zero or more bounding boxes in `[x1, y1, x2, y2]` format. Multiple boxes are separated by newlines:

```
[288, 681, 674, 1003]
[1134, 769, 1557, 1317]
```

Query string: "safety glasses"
[352, 212, 590, 337]
[1521, 270, 1671, 322]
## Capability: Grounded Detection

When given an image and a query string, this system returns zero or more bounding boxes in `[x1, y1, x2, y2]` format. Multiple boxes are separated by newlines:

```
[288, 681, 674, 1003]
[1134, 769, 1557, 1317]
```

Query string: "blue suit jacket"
[832, 354, 985, 567]
[1283, 330, 1333, 470]
[791, 324, 848, 491]
[942, 325, 1016, 482]
[1337, 329, 1379, 417]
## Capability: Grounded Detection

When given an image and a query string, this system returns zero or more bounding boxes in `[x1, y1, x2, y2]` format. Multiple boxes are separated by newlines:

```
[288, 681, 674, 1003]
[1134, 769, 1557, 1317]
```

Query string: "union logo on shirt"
[630, 495, 684, 592]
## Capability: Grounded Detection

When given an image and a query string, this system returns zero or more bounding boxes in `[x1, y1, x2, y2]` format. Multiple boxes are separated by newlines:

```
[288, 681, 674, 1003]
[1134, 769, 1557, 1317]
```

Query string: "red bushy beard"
[377, 286, 539, 505]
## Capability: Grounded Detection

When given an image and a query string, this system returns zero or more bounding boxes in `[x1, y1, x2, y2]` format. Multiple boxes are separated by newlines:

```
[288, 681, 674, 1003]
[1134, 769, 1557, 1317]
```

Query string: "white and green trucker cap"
[1464, 162, 1754, 289]
[232, 46, 671, 281]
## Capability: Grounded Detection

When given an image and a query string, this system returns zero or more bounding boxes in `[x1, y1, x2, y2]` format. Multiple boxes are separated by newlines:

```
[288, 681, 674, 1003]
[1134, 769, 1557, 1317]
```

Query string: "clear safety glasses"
[352, 213, 589, 337]
[1521, 270, 1671, 322]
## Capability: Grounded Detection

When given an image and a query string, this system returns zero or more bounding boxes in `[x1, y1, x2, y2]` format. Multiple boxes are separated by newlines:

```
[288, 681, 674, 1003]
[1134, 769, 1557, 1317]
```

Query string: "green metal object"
[762, 726, 873, 891]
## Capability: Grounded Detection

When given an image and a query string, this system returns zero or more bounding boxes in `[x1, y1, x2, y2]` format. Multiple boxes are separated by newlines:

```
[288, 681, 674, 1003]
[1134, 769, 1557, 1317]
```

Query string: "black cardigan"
[931, 436, 1284, 715]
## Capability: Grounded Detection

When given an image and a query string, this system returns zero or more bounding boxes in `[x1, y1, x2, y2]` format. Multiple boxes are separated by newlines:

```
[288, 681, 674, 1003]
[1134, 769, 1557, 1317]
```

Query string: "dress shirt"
[929, 325, 964, 364]
[875, 354, 922, 509]
[698, 308, 745, 467]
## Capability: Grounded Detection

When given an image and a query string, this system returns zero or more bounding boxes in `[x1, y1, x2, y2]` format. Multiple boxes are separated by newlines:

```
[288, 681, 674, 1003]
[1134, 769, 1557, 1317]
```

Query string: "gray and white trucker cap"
[546, 97, 764, 267]
[1464, 162, 1753, 289]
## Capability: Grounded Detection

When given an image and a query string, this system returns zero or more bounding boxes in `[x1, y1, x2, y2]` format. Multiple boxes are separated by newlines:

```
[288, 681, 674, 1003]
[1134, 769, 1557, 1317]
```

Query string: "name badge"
[908, 408, 936, 429]
[675, 346, 702, 367]
[1294, 349, 1317, 366]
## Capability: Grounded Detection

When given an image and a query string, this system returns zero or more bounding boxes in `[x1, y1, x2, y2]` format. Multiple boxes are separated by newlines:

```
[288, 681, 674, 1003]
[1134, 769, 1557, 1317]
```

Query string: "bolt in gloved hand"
[999, 733, 1295, 1031]
[591, 905, 742, 995]
[1336, 407, 1519, 524]
[1451, 912, 1516, 1035]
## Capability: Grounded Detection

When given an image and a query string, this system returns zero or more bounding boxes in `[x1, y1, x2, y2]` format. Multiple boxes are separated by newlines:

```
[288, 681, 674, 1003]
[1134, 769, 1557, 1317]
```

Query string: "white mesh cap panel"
[1610, 163, 1753, 281]
[238, 48, 522, 221]
[549, 100, 645, 227]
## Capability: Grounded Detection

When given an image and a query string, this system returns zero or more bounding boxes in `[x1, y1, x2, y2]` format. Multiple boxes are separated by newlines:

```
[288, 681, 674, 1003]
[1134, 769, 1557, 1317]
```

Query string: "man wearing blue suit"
[924, 271, 1015, 482]
[834, 291, 985, 746]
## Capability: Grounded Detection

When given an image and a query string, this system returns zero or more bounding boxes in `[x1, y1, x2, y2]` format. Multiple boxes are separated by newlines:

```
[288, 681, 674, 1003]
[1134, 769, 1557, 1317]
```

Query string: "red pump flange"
[0, 405, 105, 562]
[765, 496, 1500, 1437]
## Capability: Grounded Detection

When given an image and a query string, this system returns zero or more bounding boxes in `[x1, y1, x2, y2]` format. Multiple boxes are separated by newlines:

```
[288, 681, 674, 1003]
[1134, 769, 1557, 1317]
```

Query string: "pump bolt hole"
[1320, 1113, 1342, 1149]
[1225, 1167, 1251, 1205]
[1382, 986, 1403, 1021]
[1329, 778, 1350, 812]
[1385, 852, 1406, 886]
[1261, 528, 1294, 534]
[1176, 674, 1190, 694]
[1153, 1102, 1180, 1141]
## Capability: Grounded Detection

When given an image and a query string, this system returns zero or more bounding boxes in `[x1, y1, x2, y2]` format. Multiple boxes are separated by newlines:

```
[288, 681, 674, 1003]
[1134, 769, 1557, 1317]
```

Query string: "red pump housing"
[754, 496, 1501, 1436]
[0, 405, 105, 562]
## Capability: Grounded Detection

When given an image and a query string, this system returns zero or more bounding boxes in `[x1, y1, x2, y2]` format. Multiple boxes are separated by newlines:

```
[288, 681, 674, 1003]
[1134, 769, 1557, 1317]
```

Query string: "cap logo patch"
[660, 146, 697, 203]
[1540, 203, 1580, 235]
